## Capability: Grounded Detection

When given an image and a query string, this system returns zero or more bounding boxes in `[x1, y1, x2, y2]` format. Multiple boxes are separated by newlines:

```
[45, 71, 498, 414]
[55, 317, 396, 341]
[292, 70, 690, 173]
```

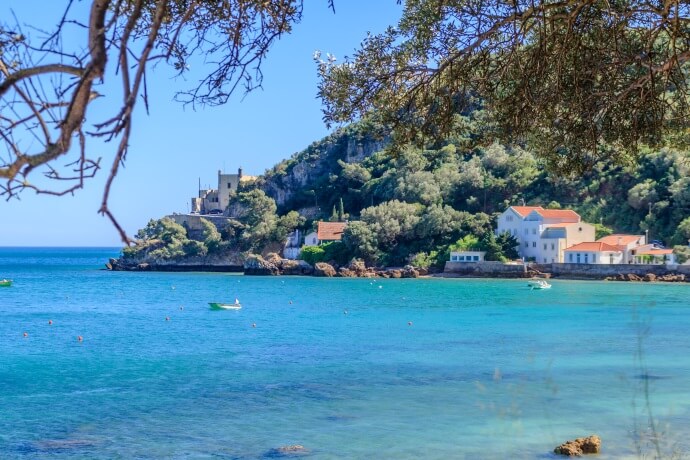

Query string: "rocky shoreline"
[107, 254, 688, 282]
[243, 253, 426, 278]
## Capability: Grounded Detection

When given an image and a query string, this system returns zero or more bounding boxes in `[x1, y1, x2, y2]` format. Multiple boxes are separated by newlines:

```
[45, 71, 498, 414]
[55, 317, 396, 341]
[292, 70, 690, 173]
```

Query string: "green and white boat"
[0, 279, 12, 287]
[209, 299, 242, 310]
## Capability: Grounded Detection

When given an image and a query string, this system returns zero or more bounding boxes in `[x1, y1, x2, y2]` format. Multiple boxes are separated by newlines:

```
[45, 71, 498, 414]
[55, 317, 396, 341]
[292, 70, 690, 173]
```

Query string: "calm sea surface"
[1, 247, 689, 459]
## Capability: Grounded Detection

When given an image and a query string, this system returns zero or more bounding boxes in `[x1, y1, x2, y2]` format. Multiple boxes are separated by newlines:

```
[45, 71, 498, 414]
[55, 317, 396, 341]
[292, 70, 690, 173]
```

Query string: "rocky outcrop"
[401, 265, 420, 278]
[314, 262, 336, 277]
[554, 435, 601, 456]
[279, 259, 314, 275]
[605, 272, 686, 282]
[243, 254, 280, 275]
[258, 125, 388, 210]
[108, 253, 244, 272]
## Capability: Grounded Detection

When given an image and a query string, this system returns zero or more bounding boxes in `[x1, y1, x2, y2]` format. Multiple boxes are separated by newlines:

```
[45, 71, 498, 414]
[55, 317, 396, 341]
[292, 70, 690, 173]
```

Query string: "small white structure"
[564, 242, 623, 264]
[283, 229, 302, 260]
[450, 251, 486, 262]
[303, 231, 319, 247]
[302, 222, 348, 248]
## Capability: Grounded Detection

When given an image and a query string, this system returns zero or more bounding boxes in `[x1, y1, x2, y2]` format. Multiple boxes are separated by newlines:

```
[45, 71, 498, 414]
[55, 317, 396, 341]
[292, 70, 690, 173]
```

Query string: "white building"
[564, 242, 624, 264]
[450, 251, 486, 262]
[596, 234, 646, 263]
[303, 231, 319, 247]
[632, 246, 677, 265]
[496, 206, 595, 263]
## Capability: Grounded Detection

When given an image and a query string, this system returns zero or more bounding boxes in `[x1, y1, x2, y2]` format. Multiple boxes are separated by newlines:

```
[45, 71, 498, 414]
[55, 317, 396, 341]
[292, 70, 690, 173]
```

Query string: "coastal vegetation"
[123, 113, 689, 269]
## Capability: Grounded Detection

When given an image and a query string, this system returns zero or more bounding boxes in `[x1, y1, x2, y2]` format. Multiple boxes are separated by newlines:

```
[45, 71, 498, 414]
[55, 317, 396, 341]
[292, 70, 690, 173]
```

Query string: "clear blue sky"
[0, 1, 402, 247]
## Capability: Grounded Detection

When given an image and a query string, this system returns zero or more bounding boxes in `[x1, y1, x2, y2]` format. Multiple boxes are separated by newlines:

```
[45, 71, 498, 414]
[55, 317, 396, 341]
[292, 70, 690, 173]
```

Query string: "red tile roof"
[597, 234, 644, 246]
[317, 222, 347, 241]
[564, 242, 621, 252]
[534, 209, 580, 221]
[509, 206, 543, 217]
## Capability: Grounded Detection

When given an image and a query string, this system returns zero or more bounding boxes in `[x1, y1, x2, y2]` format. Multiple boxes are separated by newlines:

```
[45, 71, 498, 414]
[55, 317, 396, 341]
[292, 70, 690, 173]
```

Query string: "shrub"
[300, 246, 325, 265]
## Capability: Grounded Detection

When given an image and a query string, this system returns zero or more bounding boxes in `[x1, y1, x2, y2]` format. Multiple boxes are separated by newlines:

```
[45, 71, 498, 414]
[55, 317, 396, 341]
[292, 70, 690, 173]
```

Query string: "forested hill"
[122, 113, 689, 268]
[254, 112, 690, 250]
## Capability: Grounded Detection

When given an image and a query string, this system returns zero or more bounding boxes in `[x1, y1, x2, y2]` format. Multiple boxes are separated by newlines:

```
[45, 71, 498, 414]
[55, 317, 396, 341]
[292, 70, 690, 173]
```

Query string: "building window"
[577, 253, 581, 263]
[532, 228, 536, 235]
[543, 243, 547, 250]
[525, 242, 529, 247]
[544, 258, 547, 263]
[593, 254, 596, 263]
[584, 253, 589, 263]
[569, 253, 573, 262]
[507, 215, 513, 222]
[551, 243, 555, 250]
[227, 182, 232, 188]
[532, 242, 536, 248]
[473, 256, 479, 261]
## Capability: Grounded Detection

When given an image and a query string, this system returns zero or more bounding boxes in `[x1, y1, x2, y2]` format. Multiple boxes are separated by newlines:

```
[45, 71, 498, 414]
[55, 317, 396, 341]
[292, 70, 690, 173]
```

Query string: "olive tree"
[1, 0, 329, 242]
[318, 0, 690, 173]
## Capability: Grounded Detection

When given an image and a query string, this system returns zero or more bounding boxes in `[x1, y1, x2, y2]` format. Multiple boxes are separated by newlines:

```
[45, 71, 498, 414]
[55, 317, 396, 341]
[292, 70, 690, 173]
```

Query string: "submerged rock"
[265, 444, 310, 457]
[554, 435, 601, 456]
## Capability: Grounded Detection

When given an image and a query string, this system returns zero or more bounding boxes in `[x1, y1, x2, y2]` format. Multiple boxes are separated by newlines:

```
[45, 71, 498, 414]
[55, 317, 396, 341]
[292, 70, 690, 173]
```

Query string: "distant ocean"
[1, 247, 689, 459]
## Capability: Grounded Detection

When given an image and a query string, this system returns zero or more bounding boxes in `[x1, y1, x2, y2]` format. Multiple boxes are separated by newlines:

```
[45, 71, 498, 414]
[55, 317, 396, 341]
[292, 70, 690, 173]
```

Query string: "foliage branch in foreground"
[0, 0, 310, 242]
[317, 0, 690, 173]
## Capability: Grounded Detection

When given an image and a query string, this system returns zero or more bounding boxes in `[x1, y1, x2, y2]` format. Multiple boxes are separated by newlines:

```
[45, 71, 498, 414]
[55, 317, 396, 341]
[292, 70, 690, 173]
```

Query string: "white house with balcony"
[497, 206, 595, 263]
[596, 234, 646, 263]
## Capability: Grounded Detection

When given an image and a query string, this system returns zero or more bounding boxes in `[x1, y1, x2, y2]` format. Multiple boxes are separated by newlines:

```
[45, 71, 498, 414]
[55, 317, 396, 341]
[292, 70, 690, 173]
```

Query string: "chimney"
[238, 166, 243, 180]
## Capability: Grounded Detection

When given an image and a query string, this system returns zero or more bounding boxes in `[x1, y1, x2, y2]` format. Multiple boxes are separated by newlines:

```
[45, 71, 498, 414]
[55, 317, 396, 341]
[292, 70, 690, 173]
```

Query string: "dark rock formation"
[314, 262, 336, 277]
[265, 444, 309, 457]
[554, 435, 601, 456]
[279, 259, 314, 276]
[401, 265, 420, 278]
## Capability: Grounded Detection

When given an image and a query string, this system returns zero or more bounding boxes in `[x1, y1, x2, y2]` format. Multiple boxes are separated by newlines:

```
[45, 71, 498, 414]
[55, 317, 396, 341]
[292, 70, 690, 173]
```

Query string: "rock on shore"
[554, 435, 601, 456]
[242, 256, 424, 278]
[605, 273, 686, 282]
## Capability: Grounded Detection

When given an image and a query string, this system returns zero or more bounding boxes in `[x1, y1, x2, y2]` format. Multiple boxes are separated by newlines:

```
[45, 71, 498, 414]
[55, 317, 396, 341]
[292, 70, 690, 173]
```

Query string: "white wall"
[565, 250, 623, 264]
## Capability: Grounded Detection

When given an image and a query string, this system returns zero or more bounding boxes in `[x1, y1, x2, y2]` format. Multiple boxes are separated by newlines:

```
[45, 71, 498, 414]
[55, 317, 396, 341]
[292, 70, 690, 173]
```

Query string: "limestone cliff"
[256, 122, 388, 213]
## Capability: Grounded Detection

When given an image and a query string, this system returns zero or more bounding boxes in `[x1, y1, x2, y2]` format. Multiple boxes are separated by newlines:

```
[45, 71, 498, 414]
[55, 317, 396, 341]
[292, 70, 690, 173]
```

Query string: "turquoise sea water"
[1, 247, 689, 459]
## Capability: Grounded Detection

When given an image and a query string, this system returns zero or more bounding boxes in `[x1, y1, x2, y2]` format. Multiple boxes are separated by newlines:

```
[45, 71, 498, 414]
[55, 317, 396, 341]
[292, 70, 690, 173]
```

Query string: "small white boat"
[530, 280, 551, 290]
[209, 298, 242, 310]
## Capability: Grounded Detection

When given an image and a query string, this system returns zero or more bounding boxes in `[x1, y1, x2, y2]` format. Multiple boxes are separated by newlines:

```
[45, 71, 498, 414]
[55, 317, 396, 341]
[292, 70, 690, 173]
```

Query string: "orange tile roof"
[509, 206, 543, 217]
[636, 249, 673, 255]
[597, 234, 644, 246]
[317, 222, 347, 241]
[534, 209, 580, 221]
[564, 242, 621, 252]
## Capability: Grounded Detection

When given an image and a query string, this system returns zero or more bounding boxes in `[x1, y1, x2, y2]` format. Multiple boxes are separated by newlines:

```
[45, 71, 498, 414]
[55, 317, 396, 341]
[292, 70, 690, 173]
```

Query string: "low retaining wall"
[444, 261, 529, 277]
[443, 261, 689, 280]
[549, 263, 690, 278]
